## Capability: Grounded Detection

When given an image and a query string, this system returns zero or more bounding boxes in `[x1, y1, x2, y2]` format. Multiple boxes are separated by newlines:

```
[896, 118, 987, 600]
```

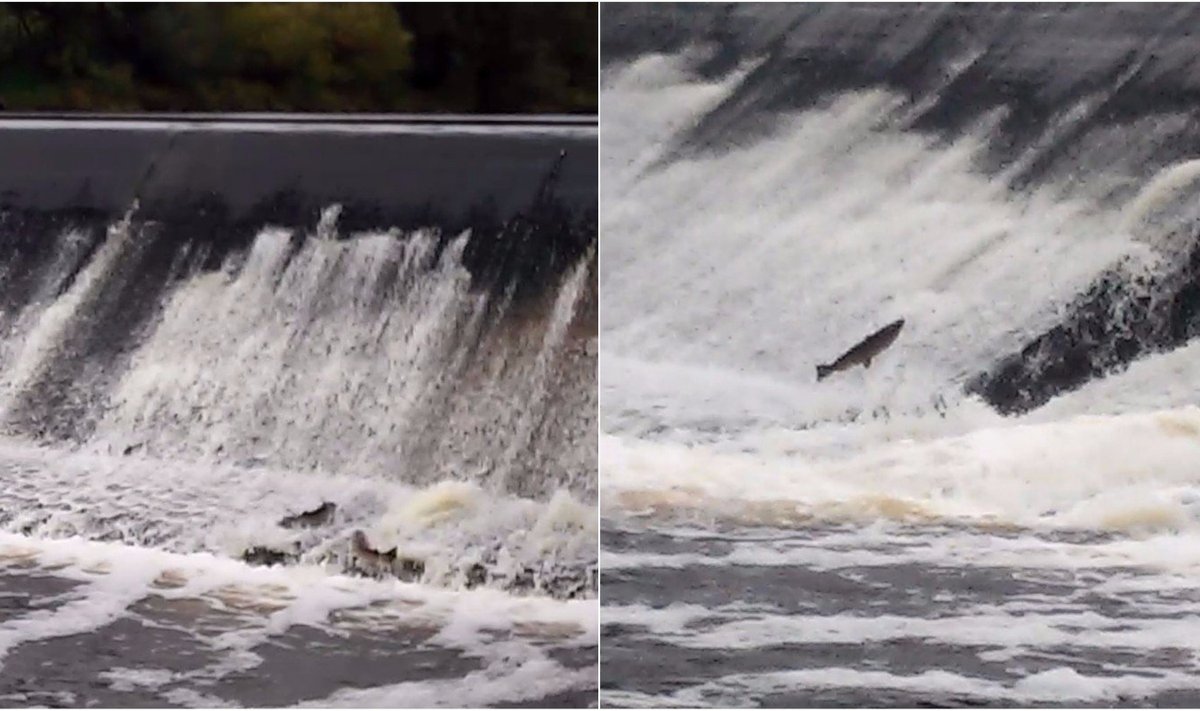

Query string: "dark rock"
[465, 563, 489, 588]
[969, 238, 1200, 414]
[242, 545, 297, 567]
[394, 556, 425, 582]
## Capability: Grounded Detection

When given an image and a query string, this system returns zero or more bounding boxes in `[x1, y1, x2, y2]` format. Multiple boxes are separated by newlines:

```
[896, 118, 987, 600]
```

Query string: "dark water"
[0, 565, 596, 708]
[601, 520, 1200, 708]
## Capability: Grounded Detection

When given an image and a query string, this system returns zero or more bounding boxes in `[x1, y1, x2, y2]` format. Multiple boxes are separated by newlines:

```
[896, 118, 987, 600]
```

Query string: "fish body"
[351, 530, 397, 569]
[279, 501, 337, 529]
[350, 530, 425, 582]
[817, 318, 905, 381]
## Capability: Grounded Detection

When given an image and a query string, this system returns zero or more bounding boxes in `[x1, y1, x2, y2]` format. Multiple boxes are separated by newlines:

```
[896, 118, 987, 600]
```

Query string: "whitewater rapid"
[600, 49, 1200, 526]
[0, 533, 596, 707]
[600, 27, 1200, 707]
[0, 117, 598, 704]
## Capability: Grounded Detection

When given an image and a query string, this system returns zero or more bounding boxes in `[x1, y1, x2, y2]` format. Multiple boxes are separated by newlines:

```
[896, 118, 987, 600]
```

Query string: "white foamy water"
[605, 407, 1200, 535]
[601, 49, 1200, 707]
[0, 438, 594, 593]
[603, 59, 1145, 419]
[0, 533, 596, 707]
[0, 137, 596, 704]
[80, 210, 593, 497]
[0, 205, 595, 571]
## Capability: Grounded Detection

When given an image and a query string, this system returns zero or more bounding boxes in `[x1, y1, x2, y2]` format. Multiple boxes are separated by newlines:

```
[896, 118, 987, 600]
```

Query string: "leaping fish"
[816, 318, 905, 381]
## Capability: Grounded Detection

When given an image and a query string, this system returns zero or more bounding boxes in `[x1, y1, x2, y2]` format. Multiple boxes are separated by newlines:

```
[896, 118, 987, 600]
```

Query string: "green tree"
[0, 2, 596, 113]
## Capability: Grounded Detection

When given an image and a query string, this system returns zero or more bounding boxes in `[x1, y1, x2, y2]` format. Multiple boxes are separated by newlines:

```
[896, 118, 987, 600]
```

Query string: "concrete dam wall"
[603, 4, 1200, 417]
[0, 116, 597, 594]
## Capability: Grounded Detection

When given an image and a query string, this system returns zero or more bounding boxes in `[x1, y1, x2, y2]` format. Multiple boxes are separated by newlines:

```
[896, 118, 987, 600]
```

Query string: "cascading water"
[600, 5, 1200, 707]
[0, 117, 597, 707]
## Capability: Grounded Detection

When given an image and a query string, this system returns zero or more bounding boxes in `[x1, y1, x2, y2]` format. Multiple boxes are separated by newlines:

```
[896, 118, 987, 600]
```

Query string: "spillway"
[0, 114, 598, 706]
[600, 5, 1200, 707]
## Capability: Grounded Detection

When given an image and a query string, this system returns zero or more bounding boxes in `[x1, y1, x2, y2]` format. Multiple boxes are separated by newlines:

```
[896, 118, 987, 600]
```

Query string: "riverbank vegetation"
[0, 3, 597, 113]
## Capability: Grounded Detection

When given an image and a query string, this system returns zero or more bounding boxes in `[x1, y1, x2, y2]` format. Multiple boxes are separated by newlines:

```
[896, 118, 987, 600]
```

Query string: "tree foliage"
[0, 3, 597, 113]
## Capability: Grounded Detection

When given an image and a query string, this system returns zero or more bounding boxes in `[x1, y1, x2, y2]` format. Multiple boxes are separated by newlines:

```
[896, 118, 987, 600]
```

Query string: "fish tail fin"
[816, 364, 832, 381]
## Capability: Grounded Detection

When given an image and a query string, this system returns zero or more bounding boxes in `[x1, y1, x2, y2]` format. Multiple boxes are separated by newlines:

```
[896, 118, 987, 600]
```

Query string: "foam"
[602, 407, 1200, 535]
[1123, 157, 1200, 231]
[601, 526, 1200, 578]
[303, 658, 594, 708]
[0, 533, 595, 704]
[0, 203, 592, 501]
[605, 604, 1200, 652]
[601, 77, 1140, 427]
[0, 439, 595, 596]
[598, 32, 1200, 711]
[656, 665, 1200, 706]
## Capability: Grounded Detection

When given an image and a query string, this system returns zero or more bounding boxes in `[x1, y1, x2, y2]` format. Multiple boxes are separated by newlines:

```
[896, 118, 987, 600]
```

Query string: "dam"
[0, 114, 598, 706]
[600, 4, 1200, 707]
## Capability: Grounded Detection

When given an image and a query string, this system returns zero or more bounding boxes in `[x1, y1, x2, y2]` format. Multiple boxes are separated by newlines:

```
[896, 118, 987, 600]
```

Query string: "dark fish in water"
[351, 530, 400, 575]
[351, 530, 397, 566]
[350, 530, 425, 581]
[279, 501, 337, 529]
[242, 544, 298, 567]
[817, 318, 905, 381]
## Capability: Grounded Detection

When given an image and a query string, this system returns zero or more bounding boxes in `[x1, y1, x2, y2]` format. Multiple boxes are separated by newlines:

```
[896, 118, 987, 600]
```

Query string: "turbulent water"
[0, 122, 596, 705]
[601, 5, 1200, 707]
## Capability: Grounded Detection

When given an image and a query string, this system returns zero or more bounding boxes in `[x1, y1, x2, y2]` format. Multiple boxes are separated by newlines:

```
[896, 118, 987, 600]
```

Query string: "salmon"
[279, 501, 337, 529]
[817, 318, 905, 381]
